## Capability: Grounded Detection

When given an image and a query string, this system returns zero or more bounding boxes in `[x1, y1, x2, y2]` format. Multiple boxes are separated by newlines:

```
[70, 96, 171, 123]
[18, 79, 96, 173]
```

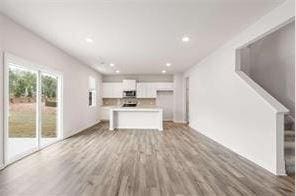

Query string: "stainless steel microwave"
[123, 91, 136, 98]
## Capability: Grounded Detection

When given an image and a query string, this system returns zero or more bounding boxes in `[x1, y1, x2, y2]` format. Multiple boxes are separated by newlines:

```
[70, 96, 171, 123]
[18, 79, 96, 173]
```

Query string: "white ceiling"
[0, 0, 285, 75]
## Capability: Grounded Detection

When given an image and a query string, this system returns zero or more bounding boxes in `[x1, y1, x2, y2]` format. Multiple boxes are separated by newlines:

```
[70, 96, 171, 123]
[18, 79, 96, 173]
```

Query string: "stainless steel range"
[122, 97, 138, 107]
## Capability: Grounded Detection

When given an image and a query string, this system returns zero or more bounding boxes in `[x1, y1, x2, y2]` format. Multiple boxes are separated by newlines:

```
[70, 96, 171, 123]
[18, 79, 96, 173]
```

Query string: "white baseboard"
[188, 123, 286, 176]
[0, 163, 4, 170]
[63, 120, 101, 139]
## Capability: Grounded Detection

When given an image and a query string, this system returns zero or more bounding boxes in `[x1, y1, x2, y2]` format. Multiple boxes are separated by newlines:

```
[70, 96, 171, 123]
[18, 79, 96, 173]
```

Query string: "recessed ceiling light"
[162, 70, 166, 74]
[85, 37, 93, 43]
[166, 63, 171, 67]
[182, 36, 190, 42]
[110, 63, 115, 67]
[116, 70, 120, 73]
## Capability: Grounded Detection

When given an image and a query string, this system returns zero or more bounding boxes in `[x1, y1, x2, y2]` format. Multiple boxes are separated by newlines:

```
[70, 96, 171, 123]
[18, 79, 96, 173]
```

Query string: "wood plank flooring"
[0, 122, 294, 196]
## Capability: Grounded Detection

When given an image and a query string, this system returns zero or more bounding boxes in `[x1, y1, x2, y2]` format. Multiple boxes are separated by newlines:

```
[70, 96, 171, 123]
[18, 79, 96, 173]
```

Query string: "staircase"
[284, 115, 295, 176]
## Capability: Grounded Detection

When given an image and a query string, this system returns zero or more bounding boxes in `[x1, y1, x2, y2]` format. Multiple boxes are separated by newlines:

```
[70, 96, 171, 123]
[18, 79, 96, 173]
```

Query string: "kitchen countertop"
[110, 105, 162, 111]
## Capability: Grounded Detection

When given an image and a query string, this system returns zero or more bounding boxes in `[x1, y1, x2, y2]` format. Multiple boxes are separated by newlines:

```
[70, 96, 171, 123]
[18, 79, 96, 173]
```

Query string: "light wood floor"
[0, 122, 294, 196]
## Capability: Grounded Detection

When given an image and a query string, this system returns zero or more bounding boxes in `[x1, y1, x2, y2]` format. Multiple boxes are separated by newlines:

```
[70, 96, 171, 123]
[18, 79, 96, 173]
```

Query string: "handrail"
[236, 71, 289, 114]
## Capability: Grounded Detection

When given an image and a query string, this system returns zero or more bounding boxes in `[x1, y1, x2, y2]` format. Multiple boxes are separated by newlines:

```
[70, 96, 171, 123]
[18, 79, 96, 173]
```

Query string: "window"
[89, 76, 96, 107]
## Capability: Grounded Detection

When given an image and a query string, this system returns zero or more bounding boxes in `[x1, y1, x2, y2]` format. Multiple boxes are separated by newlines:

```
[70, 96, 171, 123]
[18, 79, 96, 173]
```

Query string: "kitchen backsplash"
[102, 98, 156, 106]
[137, 98, 156, 106]
[102, 98, 119, 106]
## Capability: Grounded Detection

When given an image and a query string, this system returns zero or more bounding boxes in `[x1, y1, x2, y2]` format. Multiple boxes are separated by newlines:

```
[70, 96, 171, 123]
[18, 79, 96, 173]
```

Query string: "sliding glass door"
[8, 65, 38, 162]
[5, 55, 62, 164]
[41, 73, 59, 147]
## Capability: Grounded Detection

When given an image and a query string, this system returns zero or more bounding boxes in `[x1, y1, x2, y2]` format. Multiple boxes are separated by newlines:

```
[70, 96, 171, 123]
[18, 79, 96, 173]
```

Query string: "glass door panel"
[41, 73, 59, 146]
[8, 65, 38, 162]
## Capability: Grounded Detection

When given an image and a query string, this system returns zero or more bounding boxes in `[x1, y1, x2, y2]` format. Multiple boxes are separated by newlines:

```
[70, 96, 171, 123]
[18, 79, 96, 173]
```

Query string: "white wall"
[0, 14, 102, 166]
[184, 0, 294, 175]
[0, 15, 4, 168]
[241, 22, 295, 117]
[173, 73, 185, 123]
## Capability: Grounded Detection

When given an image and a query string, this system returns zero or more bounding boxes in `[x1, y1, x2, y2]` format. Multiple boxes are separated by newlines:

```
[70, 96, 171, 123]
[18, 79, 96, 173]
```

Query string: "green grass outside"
[9, 103, 57, 138]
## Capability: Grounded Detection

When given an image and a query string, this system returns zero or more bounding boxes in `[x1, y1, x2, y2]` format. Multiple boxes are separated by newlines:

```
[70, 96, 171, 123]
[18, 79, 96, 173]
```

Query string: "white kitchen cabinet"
[102, 83, 112, 98]
[109, 107, 163, 131]
[136, 83, 149, 98]
[156, 82, 174, 91]
[122, 80, 136, 91]
[136, 82, 174, 98]
[112, 83, 123, 98]
[102, 83, 123, 98]
[136, 83, 146, 98]
[136, 83, 157, 98]
[146, 83, 157, 98]
[103, 82, 173, 99]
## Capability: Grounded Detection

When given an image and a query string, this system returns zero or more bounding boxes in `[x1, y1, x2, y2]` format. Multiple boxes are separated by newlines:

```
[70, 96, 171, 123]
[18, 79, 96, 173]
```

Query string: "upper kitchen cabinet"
[136, 83, 145, 98]
[136, 82, 173, 98]
[102, 82, 174, 98]
[146, 83, 157, 98]
[122, 80, 136, 91]
[102, 83, 123, 98]
[156, 83, 174, 91]
[137, 83, 156, 98]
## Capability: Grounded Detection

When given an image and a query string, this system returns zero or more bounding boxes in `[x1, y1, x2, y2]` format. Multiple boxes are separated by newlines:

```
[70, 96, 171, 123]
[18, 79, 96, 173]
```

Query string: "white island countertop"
[110, 106, 162, 112]
[109, 106, 163, 131]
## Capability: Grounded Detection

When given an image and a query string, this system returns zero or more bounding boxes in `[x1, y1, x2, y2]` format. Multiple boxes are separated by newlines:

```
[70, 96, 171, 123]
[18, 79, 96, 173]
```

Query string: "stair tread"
[284, 128, 294, 175]
[285, 157, 295, 162]
[285, 141, 295, 146]
[284, 136, 295, 142]
[285, 130, 295, 134]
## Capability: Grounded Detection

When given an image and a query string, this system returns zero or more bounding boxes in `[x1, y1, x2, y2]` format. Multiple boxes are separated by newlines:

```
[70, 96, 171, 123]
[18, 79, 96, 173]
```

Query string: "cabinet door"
[150, 84, 157, 98]
[155, 82, 174, 91]
[123, 80, 136, 91]
[102, 83, 113, 98]
[146, 83, 156, 98]
[113, 83, 123, 98]
[165, 83, 174, 91]
[102, 83, 123, 98]
[136, 83, 145, 98]
[137, 83, 157, 98]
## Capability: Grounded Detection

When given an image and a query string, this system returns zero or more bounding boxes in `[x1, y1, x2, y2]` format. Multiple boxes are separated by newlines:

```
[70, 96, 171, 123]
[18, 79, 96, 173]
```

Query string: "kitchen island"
[109, 107, 163, 131]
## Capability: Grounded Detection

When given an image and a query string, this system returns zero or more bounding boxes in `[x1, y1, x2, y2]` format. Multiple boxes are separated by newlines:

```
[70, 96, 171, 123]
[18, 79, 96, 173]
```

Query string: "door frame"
[3, 53, 63, 165]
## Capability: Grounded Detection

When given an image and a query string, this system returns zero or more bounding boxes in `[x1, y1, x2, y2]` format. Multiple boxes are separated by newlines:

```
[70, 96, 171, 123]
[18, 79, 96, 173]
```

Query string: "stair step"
[285, 157, 294, 174]
[285, 124, 295, 131]
[285, 130, 295, 135]
[284, 141, 295, 148]
[284, 127, 295, 175]
[284, 130, 294, 143]
[285, 137, 294, 142]
[285, 165, 295, 175]
[284, 137, 295, 175]
[285, 154, 295, 162]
